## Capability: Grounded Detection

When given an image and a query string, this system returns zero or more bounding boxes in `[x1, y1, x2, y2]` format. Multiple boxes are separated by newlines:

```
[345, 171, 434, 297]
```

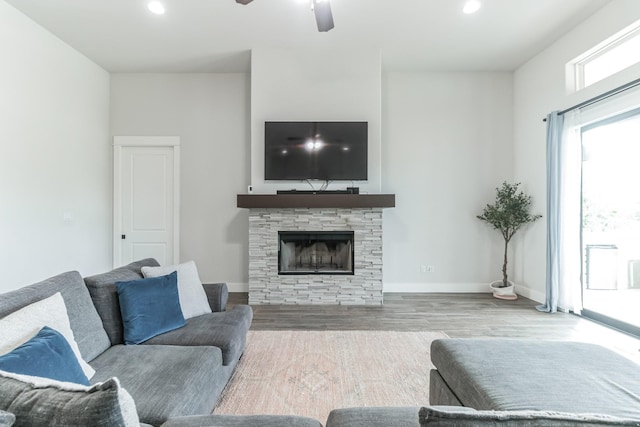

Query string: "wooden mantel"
[237, 193, 395, 209]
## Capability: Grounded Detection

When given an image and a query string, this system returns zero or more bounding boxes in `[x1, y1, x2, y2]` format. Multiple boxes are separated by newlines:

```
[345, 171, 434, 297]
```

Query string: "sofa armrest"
[202, 282, 228, 312]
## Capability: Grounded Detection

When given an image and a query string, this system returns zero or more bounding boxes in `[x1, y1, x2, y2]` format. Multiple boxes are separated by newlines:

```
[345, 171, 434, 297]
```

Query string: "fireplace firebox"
[278, 231, 354, 275]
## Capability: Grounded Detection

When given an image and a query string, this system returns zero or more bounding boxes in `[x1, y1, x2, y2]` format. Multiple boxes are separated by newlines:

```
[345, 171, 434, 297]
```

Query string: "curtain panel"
[538, 111, 582, 314]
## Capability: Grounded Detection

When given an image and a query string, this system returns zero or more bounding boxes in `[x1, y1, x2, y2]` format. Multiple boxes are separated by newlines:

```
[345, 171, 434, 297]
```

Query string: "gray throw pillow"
[419, 407, 640, 426]
[0, 371, 139, 427]
[0, 410, 15, 427]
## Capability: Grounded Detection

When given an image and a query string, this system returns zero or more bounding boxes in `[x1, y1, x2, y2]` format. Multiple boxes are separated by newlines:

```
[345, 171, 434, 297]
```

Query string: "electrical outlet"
[420, 265, 427, 273]
[426, 265, 435, 273]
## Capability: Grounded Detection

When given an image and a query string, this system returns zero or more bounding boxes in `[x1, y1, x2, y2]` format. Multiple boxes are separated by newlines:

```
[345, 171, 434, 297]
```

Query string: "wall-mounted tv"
[265, 121, 368, 181]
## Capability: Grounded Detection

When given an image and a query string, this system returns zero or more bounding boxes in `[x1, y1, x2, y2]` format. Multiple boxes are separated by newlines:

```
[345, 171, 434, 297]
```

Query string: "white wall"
[513, 0, 640, 303]
[109, 56, 515, 295]
[250, 48, 382, 194]
[0, 0, 111, 291]
[110, 74, 250, 289]
[382, 72, 514, 292]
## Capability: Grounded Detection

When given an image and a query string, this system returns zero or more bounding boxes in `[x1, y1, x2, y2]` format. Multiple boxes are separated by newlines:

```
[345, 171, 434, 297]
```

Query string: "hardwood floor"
[228, 292, 640, 363]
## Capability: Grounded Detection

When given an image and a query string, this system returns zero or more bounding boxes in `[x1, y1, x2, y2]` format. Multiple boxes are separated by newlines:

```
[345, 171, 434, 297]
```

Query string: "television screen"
[264, 121, 368, 181]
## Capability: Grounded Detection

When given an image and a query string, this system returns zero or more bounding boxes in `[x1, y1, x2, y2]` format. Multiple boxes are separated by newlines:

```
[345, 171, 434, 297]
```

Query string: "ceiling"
[5, 0, 611, 73]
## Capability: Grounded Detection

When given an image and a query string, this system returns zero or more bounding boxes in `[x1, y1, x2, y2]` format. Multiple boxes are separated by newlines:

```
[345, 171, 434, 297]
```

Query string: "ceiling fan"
[235, 0, 335, 32]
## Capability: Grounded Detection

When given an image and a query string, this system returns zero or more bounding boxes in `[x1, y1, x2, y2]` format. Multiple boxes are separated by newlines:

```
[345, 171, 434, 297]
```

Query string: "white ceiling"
[5, 0, 611, 73]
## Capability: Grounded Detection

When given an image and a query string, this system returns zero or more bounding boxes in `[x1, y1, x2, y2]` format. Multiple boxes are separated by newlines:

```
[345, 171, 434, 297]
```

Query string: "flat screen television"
[264, 121, 368, 181]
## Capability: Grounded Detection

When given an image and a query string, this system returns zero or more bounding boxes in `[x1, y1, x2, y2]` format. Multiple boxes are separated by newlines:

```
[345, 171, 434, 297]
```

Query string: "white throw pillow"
[0, 293, 95, 379]
[141, 260, 212, 319]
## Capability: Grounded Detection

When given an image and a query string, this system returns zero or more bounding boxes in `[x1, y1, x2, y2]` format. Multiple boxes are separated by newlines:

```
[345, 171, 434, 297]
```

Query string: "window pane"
[582, 31, 640, 88]
[581, 111, 640, 330]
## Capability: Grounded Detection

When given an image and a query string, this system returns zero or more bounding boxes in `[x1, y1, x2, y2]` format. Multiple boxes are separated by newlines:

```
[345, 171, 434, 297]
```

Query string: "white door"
[113, 136, 180, 267]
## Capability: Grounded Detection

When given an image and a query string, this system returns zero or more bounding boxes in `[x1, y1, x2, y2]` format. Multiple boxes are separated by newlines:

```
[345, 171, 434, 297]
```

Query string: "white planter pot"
[489, 280, 517, 300]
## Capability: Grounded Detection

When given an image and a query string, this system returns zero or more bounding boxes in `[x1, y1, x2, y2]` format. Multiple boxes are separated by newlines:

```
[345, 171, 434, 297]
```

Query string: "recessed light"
[148, 1, 165, 15]
[462, 0, 481, 14]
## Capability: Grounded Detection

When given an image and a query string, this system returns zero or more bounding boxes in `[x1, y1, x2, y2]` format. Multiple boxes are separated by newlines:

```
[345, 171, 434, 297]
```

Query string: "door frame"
[113, 136, 181, 268]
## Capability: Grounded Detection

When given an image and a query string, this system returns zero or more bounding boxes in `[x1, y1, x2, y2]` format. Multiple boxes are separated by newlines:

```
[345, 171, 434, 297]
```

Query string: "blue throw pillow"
[116, 271, 185, 345]
[0, 326, 90, 386]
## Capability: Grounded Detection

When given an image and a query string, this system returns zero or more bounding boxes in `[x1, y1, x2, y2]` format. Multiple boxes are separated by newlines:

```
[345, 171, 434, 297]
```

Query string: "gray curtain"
[537, 111, 563, 313]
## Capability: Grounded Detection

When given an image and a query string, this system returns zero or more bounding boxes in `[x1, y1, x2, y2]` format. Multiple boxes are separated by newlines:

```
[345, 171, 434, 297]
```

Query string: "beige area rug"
[214, 330, 448, 422]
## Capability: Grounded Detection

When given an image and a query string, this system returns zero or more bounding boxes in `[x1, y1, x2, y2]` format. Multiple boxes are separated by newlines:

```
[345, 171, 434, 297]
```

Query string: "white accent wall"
[0, 0, 111, 291]
[250, 48, 383, 194]
[513, 0, 640, 303]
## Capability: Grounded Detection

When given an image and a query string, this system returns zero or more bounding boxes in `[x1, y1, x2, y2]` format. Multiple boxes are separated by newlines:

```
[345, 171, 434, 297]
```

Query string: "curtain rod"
[542, 76, 640, 122]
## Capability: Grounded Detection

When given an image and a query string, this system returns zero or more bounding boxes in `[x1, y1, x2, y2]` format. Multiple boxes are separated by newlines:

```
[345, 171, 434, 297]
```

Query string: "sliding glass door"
[581, 108, 640, 334]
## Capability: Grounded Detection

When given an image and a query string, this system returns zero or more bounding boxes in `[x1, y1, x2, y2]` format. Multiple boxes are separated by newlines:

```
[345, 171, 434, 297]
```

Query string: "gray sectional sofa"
[82, 258, 252, 425]
[0, 259, 321, 427]
[2, 258, 640, 426]
[429, 338, 640, 418]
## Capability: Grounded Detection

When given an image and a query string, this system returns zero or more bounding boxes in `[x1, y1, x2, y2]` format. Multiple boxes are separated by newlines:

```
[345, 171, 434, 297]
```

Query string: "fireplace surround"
[239, 193, 394, 305]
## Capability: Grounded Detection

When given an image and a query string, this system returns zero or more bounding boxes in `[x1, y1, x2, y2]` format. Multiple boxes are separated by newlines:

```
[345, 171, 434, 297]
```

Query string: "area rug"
[214, 330, 448, 422]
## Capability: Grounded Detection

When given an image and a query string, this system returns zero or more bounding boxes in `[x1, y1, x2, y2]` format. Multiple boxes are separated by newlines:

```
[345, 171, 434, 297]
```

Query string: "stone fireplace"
[248, 208, 383, 305]
[238, 193, 394, 305]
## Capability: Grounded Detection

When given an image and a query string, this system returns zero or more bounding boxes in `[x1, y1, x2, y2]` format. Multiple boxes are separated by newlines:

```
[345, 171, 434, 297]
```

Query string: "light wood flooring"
[228, 292, 640, 363]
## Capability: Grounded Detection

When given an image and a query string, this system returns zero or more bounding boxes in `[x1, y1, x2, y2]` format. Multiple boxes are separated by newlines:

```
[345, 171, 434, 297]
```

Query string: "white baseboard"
[511, 284, 545, 304]
[383, 282, 490, 293]
[225, 281, 546, 303]
[387, 282, 548, 303]
[226, 282, 491, 294]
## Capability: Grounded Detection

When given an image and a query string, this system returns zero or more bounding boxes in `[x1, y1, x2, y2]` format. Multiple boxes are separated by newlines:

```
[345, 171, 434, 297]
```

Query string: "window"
[571, 21, 640, 91]
[550, 83, 640, 333]
[580, 108, 640, 334]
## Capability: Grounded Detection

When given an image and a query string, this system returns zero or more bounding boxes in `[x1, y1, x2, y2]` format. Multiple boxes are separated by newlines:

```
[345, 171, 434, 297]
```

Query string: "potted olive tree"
[477, 182, 541, 300]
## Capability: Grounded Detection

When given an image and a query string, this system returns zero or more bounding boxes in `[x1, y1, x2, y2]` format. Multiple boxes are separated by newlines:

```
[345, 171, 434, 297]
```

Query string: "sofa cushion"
[419, 406, 640, 426]
[141, 261, 212, 319]
[0, 326, 90, 386]
[116, 272, 185, 345]
[430, 338, 640, 419]
[0, 371, 139, 427]
[0, 292, 94, 379]
[0, 271, 110, 363]
[142, 305, 252, 365]
[326, 407, 421, 427]
[161, 414, 323, 427]
[89, 344, 223, 426]
[84, 258, 160, 345]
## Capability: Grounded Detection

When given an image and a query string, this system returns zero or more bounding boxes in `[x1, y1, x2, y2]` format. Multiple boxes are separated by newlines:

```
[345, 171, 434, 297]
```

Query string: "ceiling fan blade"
[236, 0, 253, 4]
[312, 0, 334, 32]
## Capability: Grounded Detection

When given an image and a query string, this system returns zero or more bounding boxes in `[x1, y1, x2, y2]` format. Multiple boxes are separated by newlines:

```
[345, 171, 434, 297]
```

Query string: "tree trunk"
[502, 238, 509, 287]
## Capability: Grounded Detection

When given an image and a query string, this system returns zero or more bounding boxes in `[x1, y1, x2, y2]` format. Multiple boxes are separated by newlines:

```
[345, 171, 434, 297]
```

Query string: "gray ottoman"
[429, 338, 640, 419]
